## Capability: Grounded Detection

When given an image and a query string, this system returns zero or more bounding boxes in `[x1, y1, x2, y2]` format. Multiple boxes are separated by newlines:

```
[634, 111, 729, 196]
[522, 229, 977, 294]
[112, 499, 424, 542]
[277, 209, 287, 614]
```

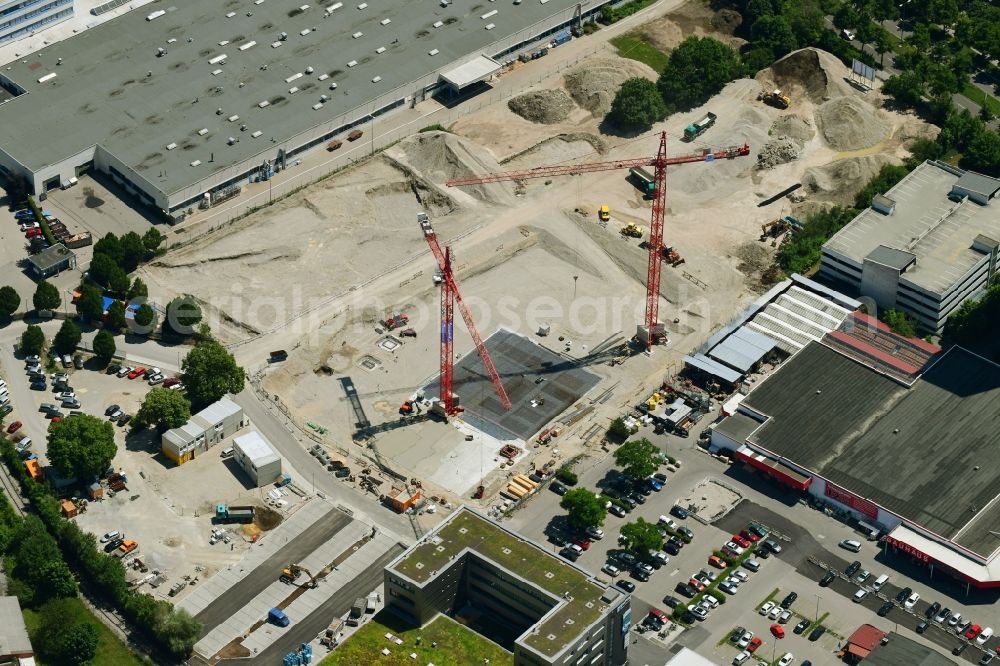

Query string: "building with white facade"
[0, 0, 73, 46]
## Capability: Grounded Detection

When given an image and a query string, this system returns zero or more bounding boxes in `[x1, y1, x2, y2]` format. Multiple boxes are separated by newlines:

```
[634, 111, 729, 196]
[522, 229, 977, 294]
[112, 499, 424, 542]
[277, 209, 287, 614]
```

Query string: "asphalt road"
[226, 544, 405, 666]
[195, 508, 353, 635]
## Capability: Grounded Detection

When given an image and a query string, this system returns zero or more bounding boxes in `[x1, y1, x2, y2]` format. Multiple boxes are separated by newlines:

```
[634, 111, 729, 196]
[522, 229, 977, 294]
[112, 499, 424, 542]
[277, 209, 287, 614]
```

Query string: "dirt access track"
[140, 1, 934, 501]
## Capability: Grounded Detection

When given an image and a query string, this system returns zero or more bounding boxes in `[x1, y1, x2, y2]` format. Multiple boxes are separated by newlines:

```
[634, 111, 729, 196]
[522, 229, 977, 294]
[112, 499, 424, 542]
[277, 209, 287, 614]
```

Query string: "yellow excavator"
[758, 89, 790, 109]
[280, 564, 318, 588]
[621, 222, 644, 238]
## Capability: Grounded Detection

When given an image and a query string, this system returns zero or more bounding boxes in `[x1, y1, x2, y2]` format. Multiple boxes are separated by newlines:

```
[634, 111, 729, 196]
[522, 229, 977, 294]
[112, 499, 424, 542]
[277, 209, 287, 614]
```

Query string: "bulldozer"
[621, 223, 644, 238]
[664, 246, 685, 267]
[280, 564, 318, 588]
[758, 89, 790, 109]
[760, 219, 790, 241]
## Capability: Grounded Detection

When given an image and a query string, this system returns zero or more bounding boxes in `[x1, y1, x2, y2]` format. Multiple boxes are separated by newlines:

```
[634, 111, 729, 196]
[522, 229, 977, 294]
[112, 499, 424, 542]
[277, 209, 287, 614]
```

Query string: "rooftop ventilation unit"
[432, 20, 443, 27]
[285, 72, 303, 83]
[197, 128, 209, 135]
[347, 59, 358, 67]
[146, 10, 166, 20]
[329, 82, 337, 89]
[239, 41, 256, 51]
[481, 9, 497, 18]
[190, 160, 202, 167]
[376, 46, 386, 54]
[300, 28, 312, 36]
[428, 48, 439, 55]
[219, 40, 229, 46]
[208, 54, 228, 65]
[289, 86, 300, 94]
[320, 94, 329, 101]
[167, 38, 177, 43]
[228, 114, 240, 122]
[305, 66, 314, 74]
[166, 142, 177, 150]
[312, 103, 323, 110]
[380, 18, 391, 25]
[37, 72, 57, 83]
[372, 75, 381, 82]
[352, 31, 363, 38]
[254, 0, 265, 4]
[318, 73, 329, 81]
[358, 2, 368, 8]
[485, 22, 495, 29]
[252, 130, 263, 137]
[227, 137, 237, 145]
[299, 4, 310, 9]
[211, 69, 223, 75]
[226, 11, 236, 17]
[271, 41, 282, 48]
[258, 100, 270, 108]
[325, 2, 343, 13]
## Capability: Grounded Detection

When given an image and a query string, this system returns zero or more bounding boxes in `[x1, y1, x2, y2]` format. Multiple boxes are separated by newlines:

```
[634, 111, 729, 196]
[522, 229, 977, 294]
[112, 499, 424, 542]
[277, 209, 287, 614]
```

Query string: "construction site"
[136, 0, 935, 514]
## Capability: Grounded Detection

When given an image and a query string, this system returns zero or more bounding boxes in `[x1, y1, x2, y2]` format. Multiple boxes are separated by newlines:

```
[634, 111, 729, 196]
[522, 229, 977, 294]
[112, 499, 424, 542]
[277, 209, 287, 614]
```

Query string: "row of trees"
[88, 231, 163, 298]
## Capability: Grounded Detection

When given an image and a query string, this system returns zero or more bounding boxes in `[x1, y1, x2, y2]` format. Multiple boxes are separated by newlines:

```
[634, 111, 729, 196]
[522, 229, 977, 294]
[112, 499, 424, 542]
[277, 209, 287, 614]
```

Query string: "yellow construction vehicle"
[758, 89, 790, 109]
[599, 204, 610, 221]
[621, 223, 644, 238]
[280, 564, 318, 588]
[759, 218, 790, 241]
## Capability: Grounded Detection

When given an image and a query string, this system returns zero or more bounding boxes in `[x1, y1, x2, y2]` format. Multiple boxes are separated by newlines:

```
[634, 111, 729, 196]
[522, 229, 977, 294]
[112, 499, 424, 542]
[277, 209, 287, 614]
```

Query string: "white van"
[221, 447, 234, 458]
[872, 574, 889, 591]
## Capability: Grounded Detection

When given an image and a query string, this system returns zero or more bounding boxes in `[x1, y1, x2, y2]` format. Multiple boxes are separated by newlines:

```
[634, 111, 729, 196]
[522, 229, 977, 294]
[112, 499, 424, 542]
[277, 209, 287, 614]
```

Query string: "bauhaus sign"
[824, 481, 879, 520]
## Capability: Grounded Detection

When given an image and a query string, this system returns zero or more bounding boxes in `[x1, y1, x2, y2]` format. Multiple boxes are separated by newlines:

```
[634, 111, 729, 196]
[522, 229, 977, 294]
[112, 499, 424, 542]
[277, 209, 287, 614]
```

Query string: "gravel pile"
[507, 89, 576, 124]
[802, 154, 891, 205]
[756, 136, 800, 169]
[770, 115, 814, 146]
[816, 96, 890, 151]
[755, 47, 855, 103]
[563, 57, 657, 116]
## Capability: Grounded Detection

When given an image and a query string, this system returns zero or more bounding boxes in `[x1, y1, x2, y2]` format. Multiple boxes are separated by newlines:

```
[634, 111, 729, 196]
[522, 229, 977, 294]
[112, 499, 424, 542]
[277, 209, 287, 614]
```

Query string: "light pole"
[815, 594, 821, 623]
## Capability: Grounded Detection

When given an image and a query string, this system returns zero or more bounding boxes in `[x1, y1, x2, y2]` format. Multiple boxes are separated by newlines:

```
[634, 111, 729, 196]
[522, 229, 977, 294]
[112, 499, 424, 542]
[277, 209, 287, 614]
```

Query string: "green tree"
[152, 606, 201, 659]
[87, 252, 119, 288]
[619, 517, 663, 561]
[105, 300, 127, 331]
[21, 324, 45, 356]
[609, 78, 667, 131]
[93, 233, 123, 265]
[143, 227, 165, 253]
[559, 488, 607, 530]
[33, 279, 61, 311]
[53, 319, 82, 354]
[132, 303, 157, 333]
[75, 284, 104, 322]
[135, 387, 192, 431]
[927, 0, 958, 25]
[613, 438, 660, 479]
[883, 309, 917, 337]
[750, 15, 798, 58]
[944, 282, 1000, 359]
[107, 266, 130, 298]
[657, 37, 743, 113]
[47, 415, 117, 479]
[778, 206, 858, 274]
[93, 329, 116, 363]
[181, 339, 246, 408]
[165, 295, 203, 336]
[607, 417, 633, 443]
[0, 285, 19, 319]
[12, 518, 77, 603]
[127, 277, 149, 301]
[786, 0, 826, 47]
[745, 0, 782, 23]
[120, 231, 145, 272]
[882, 71, 925, 107]
[964, 129, 1000, 176]
[33, 599, 97, 666]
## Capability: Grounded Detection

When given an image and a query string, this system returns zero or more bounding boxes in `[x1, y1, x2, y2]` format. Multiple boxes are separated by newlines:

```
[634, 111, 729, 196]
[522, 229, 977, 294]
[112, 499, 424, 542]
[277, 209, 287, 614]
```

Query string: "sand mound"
[755, 48, 853, 103]
[507, 89, 576, 124]
[503, 133, 607, 169]
[384, 131, 511, 205]
[563, 57, 657, 116]
[770, 115, 814, 146]
[756, 136, 800, 169]
[815, 96, 890, 151]
[711, 9, 743, 34]
[802, 155, 892, 205]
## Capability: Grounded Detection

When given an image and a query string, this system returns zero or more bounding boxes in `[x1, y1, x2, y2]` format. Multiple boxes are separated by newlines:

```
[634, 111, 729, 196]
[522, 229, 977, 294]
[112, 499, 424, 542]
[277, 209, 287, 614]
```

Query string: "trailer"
[628, 167, 656, 196]
[682, 112, 716, 142]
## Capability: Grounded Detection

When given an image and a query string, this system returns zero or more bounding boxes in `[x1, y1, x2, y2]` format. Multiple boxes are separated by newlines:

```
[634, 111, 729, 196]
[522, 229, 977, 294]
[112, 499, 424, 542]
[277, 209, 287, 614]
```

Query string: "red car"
[770, 624, 785, 638]
[747, 636, 763, 653]
[25, 228, 42, 238]
[732, 534, 752, 548]
[571, 538, 590, 551]
[128, 366, 146, 379]
[965, 624, 982, 640]
[741, 528, 760, 542]
[163, 377, 180, 387]
[6, 421, 22, 434]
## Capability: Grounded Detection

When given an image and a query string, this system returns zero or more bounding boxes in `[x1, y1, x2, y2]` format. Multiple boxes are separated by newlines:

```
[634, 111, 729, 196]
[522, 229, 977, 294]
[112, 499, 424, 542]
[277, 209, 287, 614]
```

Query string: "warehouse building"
[25, 243, 75, 279]
[161, 396, 245, 465]
[0, 0, 73, 46]
[0, 0, 606, 218]
[820, 160, 1000, 333]
[711, 333, 1000, 589]
[385, 507, 630, 666]
[231, 430, 281, 487]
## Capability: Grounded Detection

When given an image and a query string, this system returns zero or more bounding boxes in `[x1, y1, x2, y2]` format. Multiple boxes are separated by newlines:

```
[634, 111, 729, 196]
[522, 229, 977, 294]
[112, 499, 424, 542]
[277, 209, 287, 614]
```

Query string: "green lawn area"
[320, 612, 513, 666]
[22, 598, 147, 666]
[610, 34, 668, 73]
[962, 83, 1000, 116]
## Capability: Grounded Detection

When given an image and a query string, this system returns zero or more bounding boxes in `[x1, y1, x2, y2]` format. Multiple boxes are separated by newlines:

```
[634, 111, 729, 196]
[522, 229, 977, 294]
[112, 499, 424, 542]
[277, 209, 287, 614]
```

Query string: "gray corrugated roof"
[709, 328, 775, 373]
[714, 412, 763, 443]
[955, 171, 1000, 198]
[196, 396, 242, 425]
[683, 354, 742, 383]
[27, 244, 73, 272]
[864, 633, 954, 666]
[865, 245, 916, 271]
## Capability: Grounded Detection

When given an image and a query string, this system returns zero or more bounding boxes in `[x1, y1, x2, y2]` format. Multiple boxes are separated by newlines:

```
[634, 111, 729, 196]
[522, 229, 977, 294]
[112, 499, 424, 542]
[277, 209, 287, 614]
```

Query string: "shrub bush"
[555, 468, 578, 485]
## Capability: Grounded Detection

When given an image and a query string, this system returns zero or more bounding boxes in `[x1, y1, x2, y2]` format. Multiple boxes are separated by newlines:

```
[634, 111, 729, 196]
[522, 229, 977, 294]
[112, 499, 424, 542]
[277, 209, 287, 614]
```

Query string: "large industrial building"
[0, 0, 73, 45]
[711, 322, 1000, 589]
[819, 160, 1000, 333]
[0, 0, 605, 218]
[161, 396, 245, 464]
[385, 507, 631, 666]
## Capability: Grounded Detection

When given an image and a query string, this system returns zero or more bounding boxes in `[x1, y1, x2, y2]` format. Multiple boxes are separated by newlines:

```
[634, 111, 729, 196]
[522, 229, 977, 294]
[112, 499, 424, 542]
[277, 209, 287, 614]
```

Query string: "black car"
[105, 404, 121, 416]
[559, 548, 579, 561]
[30, 381, 46, 390]
[620, 495, 637, 509]
[635, 481, 653, 496]
[104, 537, 125, 553]
[73, 355, 84, 369]
[116, 413, 131, 427]
[925, 602, 941, 619]
[953, 643, 967, 656]
[808, 625, 827, 641]
[780, 592, 797, 609]
[794, 619, 811, 634]
[845, 560, 862, 577]
[0, 405, 11, 417]
[653, 473, 668, 483]
[730, 626, 746, 642]
[106, 364, 122, 375]
[895, 586, 912, 604]
[670, 505, 689, 519]
[668, 535, 684, 549]
[677, 527, 694, 540]
[877, 601, 894, 616]
[615, 580, 636, 593]
[630, 492, 646, 505]
[819, 572, 836, 587]
[334, 467, 351, 478]
[916, 621, 929, 634]
[615, 552, 637, 566]
[631, 567, 649, 582]
[549, 482, 567, 495]
[663, 595, 681, 609]
[664, 542, 681, 556]
[675, 582, 697, 598]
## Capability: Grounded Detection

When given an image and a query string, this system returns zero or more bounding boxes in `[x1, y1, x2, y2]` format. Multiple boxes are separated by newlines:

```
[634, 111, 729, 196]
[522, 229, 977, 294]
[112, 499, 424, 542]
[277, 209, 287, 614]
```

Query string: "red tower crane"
[447, 131, 750, 349]
[419, 214, 512, 416]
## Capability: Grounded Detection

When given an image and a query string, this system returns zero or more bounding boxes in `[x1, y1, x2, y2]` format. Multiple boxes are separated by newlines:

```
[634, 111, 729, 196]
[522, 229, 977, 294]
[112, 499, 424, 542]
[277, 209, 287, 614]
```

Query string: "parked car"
[820, 571, 836, 586]
[675, 582, 697, 598]
[549, 482, 567, 495]
[877, 600, 894, 616]
[846, 561, 862, 577]
[677, 526, 694, 540]
[62, 399, 81, 409]
[46, 410, 64, 420]
[916, 621, 929, 633]
[808, 626, 826, 641]
[117, 366, 133, 377]
[976, 627, 994, 645]
[853, 589, 869, 603]
[763, 539, 782, 553]
[781, 592, 797, 609]
[740, 528, 760, 543]
[966, 624, 983, 640]
[934, 607, 952, 623]
[662, 595, 680, 608]
[709, 555, 726, 569]
[855, 569, 870, 584]
[631, 566, 650, 582]
[839, 539, 862, 552]
[777, 653, 794, 666]
[747, 636, 762, 653]
[904, 592, 920, 609]
[163, 377, 181, 387]
[5, 420, 22, 435]
[794, 619, 811, 634]
[743, 558, 761, 572]
[104, 538, 125, 553]
[896, 586, 913, 603]
[61, 354, 72, 367]
[979, 653, 994, 665]
[653, 473, 668, 483]
[73, 355, 83, 369]
[608, 503, 626, 517]
[571, 537, 590, 551]
[926, 602, 941, 619]
[689, 606, 708, 621]
[719, 580, 738, 595]
[615, 580, 635, 593]
[732, 534, 751, 548]
[29, 381, 46, 391]
[116, 413, 131, 427]
[759, 602, 775, 616]
[148, 373, 165, 385]
[737, 631, 753, 649]
[128, 366, 146, 379]
[334, 467, 351, 478]
[770, 624, 785, 638]
[601, 563, 620, 577]
[106, 364, 122, 375]
[670, 505, 689, 519]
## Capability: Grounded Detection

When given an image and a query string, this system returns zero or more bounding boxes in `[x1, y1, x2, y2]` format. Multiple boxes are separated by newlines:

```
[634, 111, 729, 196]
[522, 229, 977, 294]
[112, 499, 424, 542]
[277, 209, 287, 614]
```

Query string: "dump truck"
[682, 112, 717, 141]
[758, 89, 790, 109]
[269, 607, 290, 627]
[116, 540, 138, 557]
[214, 503, 256, 524]
[346, 598, 365, 626]
[621, 223, 644, 238]
[598, 205, 610, 221]
[64, 231, 93, 248]
[629, 167, 656, 196]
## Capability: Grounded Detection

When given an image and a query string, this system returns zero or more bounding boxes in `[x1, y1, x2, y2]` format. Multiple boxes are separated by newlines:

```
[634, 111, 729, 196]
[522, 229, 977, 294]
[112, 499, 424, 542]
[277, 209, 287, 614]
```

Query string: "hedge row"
[27, 196, 58, 246]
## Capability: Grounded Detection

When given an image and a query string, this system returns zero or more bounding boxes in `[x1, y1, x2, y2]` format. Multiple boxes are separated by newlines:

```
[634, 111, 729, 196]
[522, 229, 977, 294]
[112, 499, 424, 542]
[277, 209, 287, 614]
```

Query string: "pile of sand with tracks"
[816, 96, 890, 151]
[384, 130, 511, 205]
[802, 155, 892, 205]
[507, 89, 576, 124]
[770, 115, 815, 146]
[755, 48, 854, 103]
[563, 57, 657, 116]
[756, 136, 800, 169]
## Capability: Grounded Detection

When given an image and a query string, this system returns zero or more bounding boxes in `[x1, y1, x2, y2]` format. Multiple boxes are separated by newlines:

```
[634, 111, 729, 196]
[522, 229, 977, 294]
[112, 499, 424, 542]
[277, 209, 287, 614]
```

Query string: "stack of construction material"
[506, 474, 539, 499]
